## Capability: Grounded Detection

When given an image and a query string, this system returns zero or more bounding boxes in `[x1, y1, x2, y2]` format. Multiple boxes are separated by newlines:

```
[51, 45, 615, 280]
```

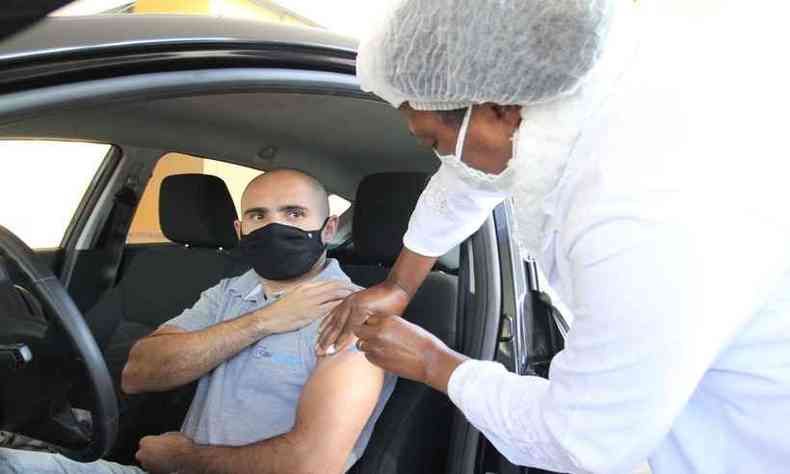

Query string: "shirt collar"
[227, 269, 262, 302]
[227, 259, 349, 303]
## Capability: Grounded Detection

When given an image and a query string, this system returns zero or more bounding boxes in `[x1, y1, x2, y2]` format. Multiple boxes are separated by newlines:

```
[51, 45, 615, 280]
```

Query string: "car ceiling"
[0, 91, 437, 200]
[0, 0, 74, 42]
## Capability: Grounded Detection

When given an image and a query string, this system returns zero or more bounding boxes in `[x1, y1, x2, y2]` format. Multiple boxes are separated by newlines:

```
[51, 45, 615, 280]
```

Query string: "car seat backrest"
[86, 174, 241, 349]
[344, 173, 460, 474]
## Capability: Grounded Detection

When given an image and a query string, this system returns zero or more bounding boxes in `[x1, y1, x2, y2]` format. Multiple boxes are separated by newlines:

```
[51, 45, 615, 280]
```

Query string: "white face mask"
[432, 106, 521, 195]
[431, 105, 571, 257]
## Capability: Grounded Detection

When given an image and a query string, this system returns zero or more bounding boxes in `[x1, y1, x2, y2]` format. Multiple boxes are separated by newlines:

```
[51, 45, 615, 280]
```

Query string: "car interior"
[0, 82, 506, 473]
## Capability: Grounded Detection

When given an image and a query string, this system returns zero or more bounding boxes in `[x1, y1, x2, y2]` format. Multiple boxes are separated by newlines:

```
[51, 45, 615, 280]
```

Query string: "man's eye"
[288, 210, 304, 218]
[251, 214, 263, 221]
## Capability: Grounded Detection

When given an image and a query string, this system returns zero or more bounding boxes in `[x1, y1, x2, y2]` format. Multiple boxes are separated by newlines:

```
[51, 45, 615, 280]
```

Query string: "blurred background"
[51, 0, 384, 38]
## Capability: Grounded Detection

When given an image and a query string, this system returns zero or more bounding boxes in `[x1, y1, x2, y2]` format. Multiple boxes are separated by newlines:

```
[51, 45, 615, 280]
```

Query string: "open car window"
[128, 152, 351, 244]
[0, 140, 111, 249]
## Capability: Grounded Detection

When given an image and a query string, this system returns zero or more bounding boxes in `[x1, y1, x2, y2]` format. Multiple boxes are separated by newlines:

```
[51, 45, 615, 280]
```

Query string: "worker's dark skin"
[317, 103, 521, 392]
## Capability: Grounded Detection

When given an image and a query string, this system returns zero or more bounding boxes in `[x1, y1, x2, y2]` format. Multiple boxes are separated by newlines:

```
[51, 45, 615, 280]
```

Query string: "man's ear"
[234, 220, 242, 240]
[322, 216, 339, 244]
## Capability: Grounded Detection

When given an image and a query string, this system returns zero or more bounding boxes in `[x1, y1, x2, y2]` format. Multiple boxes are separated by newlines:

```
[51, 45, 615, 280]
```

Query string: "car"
[0, 8, 567, 474]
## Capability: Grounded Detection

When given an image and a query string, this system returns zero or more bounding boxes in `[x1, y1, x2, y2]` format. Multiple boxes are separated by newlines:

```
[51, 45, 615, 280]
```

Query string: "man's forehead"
[242, 177, 317, 209]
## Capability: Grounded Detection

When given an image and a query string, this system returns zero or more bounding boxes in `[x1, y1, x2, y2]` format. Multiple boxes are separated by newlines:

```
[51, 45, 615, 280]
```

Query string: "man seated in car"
[0, 169, 396, 474]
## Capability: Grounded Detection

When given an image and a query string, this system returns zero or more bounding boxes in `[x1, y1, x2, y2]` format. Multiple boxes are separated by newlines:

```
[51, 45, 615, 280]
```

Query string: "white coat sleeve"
[447, 200, 790, 473]
[403, 163, 508, 257]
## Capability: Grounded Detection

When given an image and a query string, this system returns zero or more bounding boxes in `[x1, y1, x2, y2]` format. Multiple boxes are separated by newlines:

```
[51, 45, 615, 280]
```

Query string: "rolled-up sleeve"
[448, 200, 790, 473]
[404, 163, 508, 257]
[448, 360, 576, 470]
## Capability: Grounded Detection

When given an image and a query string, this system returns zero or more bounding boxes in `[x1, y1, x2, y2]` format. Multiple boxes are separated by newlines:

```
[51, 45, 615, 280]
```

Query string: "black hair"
[435, 108, 468, 128]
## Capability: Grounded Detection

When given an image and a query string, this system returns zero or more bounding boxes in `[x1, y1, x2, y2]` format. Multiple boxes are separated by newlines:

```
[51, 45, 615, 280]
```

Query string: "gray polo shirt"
[163, 259, 396, 470]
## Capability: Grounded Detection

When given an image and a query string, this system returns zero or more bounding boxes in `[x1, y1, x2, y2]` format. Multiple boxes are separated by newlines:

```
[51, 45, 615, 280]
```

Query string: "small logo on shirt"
[253, 347, 300, 368]
[253, 348, 272, 358]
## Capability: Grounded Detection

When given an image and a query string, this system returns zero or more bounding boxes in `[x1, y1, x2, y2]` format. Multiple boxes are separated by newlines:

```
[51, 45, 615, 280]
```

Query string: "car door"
[477, 202, 567, 474]
[0, 141, 122, 307]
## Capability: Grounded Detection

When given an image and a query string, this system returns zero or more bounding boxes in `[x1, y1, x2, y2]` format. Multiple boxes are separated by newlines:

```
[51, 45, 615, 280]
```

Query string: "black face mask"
[239, 219, 328, 281]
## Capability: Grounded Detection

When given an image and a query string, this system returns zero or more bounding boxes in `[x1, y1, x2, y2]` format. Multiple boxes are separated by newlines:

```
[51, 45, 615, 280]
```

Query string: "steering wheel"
[0, 225, 118, 462]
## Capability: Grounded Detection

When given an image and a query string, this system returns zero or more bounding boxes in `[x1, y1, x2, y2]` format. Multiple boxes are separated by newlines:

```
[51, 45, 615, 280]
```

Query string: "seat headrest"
[159, 174, 239, 249]
[352, 173, 429, 264]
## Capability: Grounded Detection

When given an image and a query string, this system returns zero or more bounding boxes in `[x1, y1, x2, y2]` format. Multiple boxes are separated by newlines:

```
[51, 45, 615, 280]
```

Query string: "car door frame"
[477, 201, 568, 474]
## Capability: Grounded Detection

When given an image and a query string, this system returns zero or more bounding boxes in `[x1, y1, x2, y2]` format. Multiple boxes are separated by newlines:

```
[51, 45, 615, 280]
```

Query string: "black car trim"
[447, 215, 502, 474]
[0, 68, 375, 125]
[494, 202, 529, 374]
[59, 146, 122, 288]
[0, 41, 356, 95]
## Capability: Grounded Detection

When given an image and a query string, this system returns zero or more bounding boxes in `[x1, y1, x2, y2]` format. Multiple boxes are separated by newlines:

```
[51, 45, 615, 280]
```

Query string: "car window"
[0, 140, 111, 249]
[127, 153, 351, 244]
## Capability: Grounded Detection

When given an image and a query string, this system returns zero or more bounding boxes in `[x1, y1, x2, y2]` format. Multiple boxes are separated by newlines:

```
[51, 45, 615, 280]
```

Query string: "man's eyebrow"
[243, 207, 268, 216]
[278, 205, 309, 213]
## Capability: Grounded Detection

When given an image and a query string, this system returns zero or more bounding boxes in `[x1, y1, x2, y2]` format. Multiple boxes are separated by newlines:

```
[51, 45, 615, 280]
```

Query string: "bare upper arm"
[291, 349, 386, 473]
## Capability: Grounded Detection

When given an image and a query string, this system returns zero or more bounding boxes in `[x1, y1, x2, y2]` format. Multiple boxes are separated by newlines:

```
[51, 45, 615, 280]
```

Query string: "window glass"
[128, 153, 352, 244]
[0, 140, 110, 249]
[329, 194, 352, 216]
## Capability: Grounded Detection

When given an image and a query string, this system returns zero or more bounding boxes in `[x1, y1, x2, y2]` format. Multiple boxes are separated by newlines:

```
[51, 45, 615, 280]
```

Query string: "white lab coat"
[416, 2, 790, 473]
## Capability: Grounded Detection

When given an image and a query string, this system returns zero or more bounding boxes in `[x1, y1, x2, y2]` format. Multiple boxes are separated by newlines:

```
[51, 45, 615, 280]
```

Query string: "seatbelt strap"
[97, 181, 139, 293]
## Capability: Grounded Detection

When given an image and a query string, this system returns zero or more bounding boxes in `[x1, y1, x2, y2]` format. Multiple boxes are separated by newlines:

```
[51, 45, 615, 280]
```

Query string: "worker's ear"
[490, 104, 523, 128]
